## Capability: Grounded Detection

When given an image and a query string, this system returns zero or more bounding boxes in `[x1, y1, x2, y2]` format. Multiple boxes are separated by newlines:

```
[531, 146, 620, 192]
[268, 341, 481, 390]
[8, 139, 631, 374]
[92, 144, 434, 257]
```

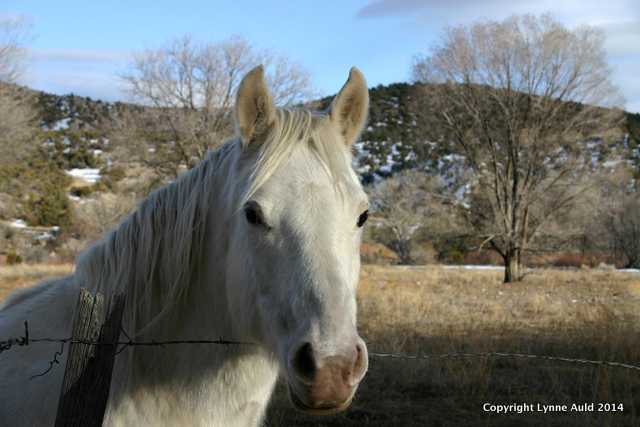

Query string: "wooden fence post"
[54, 288, 125, 427]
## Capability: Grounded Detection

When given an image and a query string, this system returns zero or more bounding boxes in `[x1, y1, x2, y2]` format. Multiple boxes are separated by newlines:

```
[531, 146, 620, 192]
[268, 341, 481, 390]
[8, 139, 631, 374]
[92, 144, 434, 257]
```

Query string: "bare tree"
[588, 166, 640, 268]
[0, 15, 30, 83]
[73, 192, 137, 240]
[0, 17, 36, 165]
[369, 170, 453, 264]
[412, 14, 624, 282]
[114, 35, 315, 181]
[604, 194, 640, 268]
[0, 86, 38, 165]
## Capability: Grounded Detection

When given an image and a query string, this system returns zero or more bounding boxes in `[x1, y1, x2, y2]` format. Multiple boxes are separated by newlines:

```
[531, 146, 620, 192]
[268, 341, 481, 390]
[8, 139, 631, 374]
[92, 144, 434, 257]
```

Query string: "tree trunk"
[503, 249, 521, 283]
[394, 240, 413, 265]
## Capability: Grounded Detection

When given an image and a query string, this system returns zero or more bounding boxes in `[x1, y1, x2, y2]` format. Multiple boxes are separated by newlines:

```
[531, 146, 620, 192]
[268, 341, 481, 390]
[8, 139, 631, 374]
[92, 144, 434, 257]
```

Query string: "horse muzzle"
[286, 338, 368, 415]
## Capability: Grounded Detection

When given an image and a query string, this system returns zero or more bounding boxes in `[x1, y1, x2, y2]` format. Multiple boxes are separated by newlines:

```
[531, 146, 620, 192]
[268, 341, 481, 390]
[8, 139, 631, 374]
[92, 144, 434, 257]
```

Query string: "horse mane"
[73, 107, 353, 335]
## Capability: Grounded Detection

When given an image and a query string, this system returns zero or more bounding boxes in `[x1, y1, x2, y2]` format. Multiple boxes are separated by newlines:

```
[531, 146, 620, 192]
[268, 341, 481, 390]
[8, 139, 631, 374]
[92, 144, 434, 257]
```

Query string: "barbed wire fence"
[3, 319, 640, 376]
[0, 320, 257, 379]
[4, 329, 640, 373]
[2, 287, 640, 424]
[368, 351, 640, 372]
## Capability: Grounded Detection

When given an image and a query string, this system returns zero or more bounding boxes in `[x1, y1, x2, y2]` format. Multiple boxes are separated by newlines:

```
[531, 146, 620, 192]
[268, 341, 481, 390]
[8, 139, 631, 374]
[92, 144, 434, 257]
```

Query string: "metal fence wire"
[3, 321, 640, 375]
[368, 351, 640, 372]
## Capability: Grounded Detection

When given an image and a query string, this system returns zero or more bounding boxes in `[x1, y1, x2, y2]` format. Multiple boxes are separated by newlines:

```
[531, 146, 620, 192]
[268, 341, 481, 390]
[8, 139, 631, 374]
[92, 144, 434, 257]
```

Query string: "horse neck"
[127, 143, 272, 376]
[108, 146, 278, 412]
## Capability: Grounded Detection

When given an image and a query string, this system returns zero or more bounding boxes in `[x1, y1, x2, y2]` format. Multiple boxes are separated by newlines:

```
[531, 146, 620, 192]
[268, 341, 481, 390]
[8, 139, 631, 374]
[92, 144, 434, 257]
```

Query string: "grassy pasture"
[268, 266, 640, 426]
[1, 264, 639, 426]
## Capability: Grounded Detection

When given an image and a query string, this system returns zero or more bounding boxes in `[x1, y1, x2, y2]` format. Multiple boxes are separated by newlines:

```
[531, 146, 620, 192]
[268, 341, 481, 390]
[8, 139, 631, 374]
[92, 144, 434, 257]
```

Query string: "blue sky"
[3, 0, 640, 112]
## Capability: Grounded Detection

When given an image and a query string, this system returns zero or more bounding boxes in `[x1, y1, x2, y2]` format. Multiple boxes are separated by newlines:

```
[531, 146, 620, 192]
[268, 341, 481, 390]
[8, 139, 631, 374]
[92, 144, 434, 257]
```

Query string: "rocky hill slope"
[2, 82, 640, 226]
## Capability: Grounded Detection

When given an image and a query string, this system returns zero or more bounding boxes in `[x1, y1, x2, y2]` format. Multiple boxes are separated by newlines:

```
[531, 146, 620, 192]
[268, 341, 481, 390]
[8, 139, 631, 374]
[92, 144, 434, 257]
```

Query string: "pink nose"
[290, 341, 367, 410]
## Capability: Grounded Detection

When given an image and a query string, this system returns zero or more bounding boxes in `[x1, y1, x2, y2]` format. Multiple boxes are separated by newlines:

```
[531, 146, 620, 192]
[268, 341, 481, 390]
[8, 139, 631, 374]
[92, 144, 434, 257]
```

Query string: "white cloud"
[602, 21, 640, 57]
[30, 48, 129, 63]
[356, 0, 640, 112]
[357, 0, 638, 23]
[23, 66, 126, 101]
[357, 0, 433, 18]
[20, 47, 130, 101]
[0, 12, 30, 22]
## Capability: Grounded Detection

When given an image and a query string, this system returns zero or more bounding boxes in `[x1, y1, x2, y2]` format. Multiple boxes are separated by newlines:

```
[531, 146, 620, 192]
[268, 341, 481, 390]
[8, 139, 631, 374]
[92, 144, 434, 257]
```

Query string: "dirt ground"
[1, 264, 639, 426]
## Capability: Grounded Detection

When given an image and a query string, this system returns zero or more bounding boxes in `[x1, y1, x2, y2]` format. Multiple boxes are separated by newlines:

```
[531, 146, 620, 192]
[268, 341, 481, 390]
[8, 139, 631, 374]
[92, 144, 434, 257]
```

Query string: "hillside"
[17, 82, 640, 184]
[321, 83, 640, 186]
[1, 82, 639, 247]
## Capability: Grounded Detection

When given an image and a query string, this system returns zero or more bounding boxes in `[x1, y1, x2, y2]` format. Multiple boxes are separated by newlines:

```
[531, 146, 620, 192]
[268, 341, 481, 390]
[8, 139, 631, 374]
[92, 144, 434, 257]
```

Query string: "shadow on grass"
[265, 329, 640, 427]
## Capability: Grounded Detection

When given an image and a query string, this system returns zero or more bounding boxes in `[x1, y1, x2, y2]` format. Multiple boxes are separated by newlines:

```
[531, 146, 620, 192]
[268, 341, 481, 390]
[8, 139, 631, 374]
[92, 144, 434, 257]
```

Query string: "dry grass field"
[1, 264, 639, 426]
[0, 263, 73, 302]
[268, 266, 640, 426]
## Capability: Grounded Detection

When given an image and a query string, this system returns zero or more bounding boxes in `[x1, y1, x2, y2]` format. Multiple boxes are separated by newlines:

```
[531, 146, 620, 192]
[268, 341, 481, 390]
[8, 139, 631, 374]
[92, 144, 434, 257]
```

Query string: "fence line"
[3, 321, 640, 376]
[368, 351, 640, 372]
[0, 320, 255, 353]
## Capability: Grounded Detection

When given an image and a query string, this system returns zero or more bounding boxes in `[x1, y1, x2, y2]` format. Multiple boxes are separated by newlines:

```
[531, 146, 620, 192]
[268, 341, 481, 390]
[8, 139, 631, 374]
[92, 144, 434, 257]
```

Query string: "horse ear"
[235, 65, 276, 145]
[329, 67, 369, 146]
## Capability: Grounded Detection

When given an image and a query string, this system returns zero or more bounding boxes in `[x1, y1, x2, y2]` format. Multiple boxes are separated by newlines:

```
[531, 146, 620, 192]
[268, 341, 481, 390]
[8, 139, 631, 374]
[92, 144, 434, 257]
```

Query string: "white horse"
[0, 66, 371, 426]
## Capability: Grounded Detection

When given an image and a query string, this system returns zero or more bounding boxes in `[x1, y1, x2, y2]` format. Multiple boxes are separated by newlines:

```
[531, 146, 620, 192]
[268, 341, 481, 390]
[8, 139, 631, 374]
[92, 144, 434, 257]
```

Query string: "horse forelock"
[241, 108, 355, 207]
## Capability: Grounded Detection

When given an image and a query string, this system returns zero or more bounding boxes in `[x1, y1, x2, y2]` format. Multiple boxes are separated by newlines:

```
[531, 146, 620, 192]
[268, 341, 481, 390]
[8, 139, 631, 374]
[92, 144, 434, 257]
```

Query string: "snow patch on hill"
[66, 168, 101, 183]
[9, 219, 27, 228]
[48, 117, 71, 131]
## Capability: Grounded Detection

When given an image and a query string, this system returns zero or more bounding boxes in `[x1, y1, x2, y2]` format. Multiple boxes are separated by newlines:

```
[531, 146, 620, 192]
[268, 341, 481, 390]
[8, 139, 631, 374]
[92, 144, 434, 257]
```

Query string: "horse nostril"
[292, 342, 316, 383]
[350, 343, 366, 384]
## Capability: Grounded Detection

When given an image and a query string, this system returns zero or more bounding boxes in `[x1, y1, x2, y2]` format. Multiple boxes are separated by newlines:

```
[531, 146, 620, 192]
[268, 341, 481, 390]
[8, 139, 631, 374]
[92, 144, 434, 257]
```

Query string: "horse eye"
[357, 210, 369, 228]
[244, 205, 265, 227]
